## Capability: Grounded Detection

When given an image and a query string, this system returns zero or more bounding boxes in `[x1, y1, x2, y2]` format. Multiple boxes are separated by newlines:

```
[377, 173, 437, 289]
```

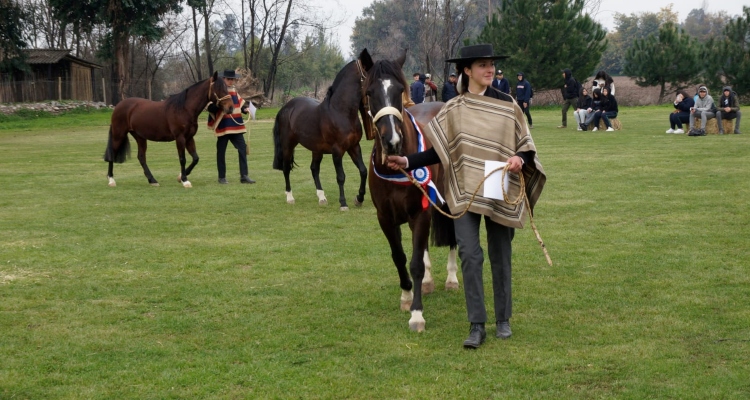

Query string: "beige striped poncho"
[422, 92, 546, 229]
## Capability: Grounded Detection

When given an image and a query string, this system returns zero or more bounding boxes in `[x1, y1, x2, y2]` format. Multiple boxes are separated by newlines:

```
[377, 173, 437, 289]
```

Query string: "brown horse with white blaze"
[366, 49, 459, 332]
[104, 71, 234, 187]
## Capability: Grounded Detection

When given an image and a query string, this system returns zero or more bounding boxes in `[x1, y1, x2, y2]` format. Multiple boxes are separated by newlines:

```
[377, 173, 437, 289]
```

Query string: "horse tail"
[272, 111, 295, 171]
[103, 126, 130, 163]
[430, 203, 457, 248]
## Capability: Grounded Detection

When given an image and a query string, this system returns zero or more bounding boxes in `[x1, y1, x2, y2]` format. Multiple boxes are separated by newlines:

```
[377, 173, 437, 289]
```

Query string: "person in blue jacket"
[667, 90, 694, 134]
[492, 70, 510, 94]
[410, 72, 425, 104]
[515, 72, 533, 128]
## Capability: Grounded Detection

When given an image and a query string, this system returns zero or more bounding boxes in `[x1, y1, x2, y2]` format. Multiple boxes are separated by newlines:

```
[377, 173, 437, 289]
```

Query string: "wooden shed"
[1, 49, 103, 103]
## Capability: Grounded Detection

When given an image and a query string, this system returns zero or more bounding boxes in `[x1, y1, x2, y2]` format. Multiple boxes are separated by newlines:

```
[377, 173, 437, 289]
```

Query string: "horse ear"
[212, 71, 219, 82]
[395, 48, 407, 68]
[359, 48, 374, 71]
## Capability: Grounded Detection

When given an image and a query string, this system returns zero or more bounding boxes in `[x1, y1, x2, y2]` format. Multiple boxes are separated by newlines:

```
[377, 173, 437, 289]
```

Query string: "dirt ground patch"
[533, 76, 663, 107]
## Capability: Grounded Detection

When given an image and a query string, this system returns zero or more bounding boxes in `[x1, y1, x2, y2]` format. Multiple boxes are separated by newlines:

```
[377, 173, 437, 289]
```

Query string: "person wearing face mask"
[386, 44, 546, 349]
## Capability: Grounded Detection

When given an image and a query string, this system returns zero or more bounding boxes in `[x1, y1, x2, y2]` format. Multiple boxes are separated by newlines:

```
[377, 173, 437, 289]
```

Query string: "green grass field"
[1, 104, 749, 399]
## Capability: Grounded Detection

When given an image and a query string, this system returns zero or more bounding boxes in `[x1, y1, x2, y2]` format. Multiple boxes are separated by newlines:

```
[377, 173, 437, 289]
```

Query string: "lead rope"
[397, 163, 552, 266]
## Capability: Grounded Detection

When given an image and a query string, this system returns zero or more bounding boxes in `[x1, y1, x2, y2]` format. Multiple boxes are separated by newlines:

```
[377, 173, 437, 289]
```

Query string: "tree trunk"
[202, 7, 214, 75]
[192, 7, 203, 80]
[264, 0, 293, 98]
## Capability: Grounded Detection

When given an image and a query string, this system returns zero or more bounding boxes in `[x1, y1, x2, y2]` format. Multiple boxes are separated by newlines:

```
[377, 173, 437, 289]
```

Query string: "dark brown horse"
[104, 71, 234, 187]
[272, 50, 374, 210]
[366, 50, 458, 332]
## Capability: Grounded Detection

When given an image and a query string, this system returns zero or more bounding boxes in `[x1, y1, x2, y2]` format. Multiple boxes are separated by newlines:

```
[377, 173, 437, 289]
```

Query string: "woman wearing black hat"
[387, 44, 546, 349]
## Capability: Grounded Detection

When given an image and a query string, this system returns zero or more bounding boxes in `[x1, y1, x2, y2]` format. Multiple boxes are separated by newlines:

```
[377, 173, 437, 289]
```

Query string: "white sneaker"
[592, 127, 598, 131]
[577, 127, 583, 131]
[674, 129, 685, 134]
[666, 128, 675, 134]
[606, 127, 614, 132]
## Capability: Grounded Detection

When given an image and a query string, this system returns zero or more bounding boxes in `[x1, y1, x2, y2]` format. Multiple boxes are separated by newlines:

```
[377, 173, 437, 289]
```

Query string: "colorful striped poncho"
[207, 87, 247, 136]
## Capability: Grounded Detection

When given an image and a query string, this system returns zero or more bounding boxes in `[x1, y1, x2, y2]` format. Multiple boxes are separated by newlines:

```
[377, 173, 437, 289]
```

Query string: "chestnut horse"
[272, 49, 374, 210]
[366, 50, 458, 332]
[104, 71, 234, 187]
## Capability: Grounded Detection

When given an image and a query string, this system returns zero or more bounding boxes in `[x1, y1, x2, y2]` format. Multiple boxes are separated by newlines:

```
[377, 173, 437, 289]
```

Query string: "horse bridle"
[208, 79, 232, 105]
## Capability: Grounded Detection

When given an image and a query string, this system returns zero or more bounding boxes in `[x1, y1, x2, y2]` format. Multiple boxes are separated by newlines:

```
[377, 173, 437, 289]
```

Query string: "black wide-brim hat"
[221, 70, 239, 79]
[445, 44, 509, 63]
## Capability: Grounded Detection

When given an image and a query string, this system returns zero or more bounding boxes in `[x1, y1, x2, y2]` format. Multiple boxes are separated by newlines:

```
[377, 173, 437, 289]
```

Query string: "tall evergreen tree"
[474, 0, 607, 92]
[623, 22, 702, 101]
[704, 6, 750, 97]
[0, 0, 28, 72]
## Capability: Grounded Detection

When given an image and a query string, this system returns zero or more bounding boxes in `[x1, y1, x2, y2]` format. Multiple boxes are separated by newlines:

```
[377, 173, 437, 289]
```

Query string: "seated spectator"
[667, 90, 694, 134]
[581, 88, 602, 131]
[574, 87, 592, 131]
[716, 86, 742, 134]
[593, 70, 615, 96]
[688, 86, 715, 136]
[592, 87, 618, 131]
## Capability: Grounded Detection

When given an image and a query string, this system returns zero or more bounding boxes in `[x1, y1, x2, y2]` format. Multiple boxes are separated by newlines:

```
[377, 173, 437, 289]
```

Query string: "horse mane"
[323, 60, 357, 103]
[164, 77, 226, 111]
[365, 59, 408, 93]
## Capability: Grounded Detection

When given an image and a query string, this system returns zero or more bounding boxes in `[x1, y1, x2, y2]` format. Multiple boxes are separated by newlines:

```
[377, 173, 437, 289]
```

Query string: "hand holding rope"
[396, 163, 552, 266]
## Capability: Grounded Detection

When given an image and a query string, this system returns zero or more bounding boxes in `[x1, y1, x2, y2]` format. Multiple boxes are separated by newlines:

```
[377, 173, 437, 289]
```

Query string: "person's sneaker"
[580, 124, 587, 131]
[735, 131, 741, 134]
[462, 323, 486, 349]
[592, 127, 598, 131]
[666, 128, 675, 134]
[528, 125, 533, 129]
[240, 175, 256, 184]
[674, 128, 685, 134]
[699, 129, 706, 136]
[577, 126, 583, 131]
[718, 130, 725, 135]
[496, 321, 512, 339]
[606, 127, 614, 132]
[557, 125, 566, 129]
[218, 178, 229, 184]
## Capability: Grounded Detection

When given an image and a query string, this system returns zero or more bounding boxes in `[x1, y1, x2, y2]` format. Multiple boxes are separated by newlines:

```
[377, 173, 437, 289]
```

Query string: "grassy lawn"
[1, 104, 749, 399]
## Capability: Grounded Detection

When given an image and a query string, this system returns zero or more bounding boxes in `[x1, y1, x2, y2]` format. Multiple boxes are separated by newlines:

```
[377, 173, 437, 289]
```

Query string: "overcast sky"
[330, 0, 748, 57]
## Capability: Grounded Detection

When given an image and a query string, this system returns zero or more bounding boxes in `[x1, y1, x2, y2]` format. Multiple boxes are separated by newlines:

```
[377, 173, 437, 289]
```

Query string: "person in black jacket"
[386, 44, 544, 349]
[442, 72, 458, 101]
[559, 68, 579, 128]
[592, 87, 618, 131]
[574, 87, 592, 131]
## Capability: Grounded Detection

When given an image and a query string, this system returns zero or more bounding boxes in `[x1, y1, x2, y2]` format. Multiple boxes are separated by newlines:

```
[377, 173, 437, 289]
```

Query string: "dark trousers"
[716, 110, 741, 133]
[593, 111, 617, 128]
[454, 212, 514, 324]
[561, 97, 577, 126]
[670, 111, 690, 129]
[216, 133, 248, 179]
[517, 100, 533, 126]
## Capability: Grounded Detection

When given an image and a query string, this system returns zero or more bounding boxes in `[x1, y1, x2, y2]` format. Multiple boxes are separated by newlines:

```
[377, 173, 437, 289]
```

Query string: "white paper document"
[483, 161, 510, 201]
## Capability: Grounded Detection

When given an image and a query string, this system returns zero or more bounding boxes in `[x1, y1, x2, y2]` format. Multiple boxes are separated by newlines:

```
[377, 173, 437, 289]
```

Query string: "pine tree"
[704, 6, 750, 98]
[623, 22, 702, 101]
[474, 0, 607, 92]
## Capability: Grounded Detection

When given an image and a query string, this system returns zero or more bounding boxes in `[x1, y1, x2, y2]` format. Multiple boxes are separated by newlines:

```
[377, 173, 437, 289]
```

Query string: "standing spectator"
[716, 86, 742, 134]
[207, 69, 255, 184]
[688, 86, 715, 136]
[515, 72, 533, 128]
[574, 87, 592, 131]
[410, 73, 425, 104]
[593, 70, 615, 95]
[442, 72, 458, 101]
[492, 70, 510, 94]
[424, 74, 438, 102]
[666, 90, 694, 134]
[591, 87, 618, 131]
[559, 68, 579, 128]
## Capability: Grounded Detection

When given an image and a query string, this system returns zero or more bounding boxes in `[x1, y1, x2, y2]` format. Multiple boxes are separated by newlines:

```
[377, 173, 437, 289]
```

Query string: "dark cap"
[445, 44, 509, 63]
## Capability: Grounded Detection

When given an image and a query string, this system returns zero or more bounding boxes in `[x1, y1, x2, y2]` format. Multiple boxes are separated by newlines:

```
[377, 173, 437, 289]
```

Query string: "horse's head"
[210, 71, 235, 114]
[365, 49, 408, 157]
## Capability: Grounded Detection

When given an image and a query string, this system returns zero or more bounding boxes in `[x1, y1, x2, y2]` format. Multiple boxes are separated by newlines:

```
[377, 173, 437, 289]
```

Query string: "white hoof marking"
[409, 310, 426, 332]
[339, 206, 349, 211]
[108, 177, 116, 187]
[400, 290, 413, 311]
[317, 189, 327, 205]
[182, 180, 192, 188]
[286, 191, 295, 204]
[445, 247, 459, 291]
